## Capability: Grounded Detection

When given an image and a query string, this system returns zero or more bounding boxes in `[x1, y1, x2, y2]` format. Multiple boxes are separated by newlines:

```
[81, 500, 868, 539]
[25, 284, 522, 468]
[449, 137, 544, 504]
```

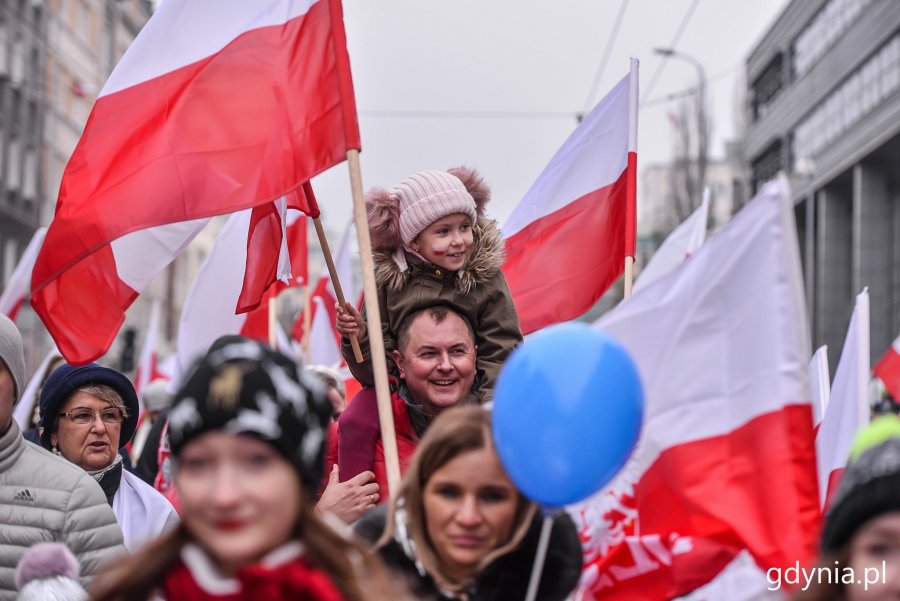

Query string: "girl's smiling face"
[412, 213, 474, 271]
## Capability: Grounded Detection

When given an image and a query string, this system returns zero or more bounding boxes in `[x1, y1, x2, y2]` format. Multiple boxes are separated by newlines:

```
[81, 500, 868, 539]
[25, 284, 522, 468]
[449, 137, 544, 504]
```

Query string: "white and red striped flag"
[816, 289, 870, 509]
[633, 188, 709, 293]
[31, 0, 359, 364]
[502, 61, 638, 334]
[0, 227, 46, 320]
[571, 177, 819, 600]
[172, 200, 308, 387]
[874, 334, 900, 401]
[291, 221, 357, 347]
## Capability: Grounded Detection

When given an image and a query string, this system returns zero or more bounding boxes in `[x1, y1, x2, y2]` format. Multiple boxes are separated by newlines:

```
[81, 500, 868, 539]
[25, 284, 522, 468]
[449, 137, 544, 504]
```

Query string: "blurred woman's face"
[176, 432, 302, 575]
[51, 391, 122, 471]
[847, 512, 900, 601]
[422, 446, 519, 581]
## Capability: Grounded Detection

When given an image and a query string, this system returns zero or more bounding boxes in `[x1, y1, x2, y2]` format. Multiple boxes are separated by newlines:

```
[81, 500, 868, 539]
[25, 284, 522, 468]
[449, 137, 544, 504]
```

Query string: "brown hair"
[395, 305, 475, 355]
[377, 405, 536, 593]
[91, 477, 404, 600]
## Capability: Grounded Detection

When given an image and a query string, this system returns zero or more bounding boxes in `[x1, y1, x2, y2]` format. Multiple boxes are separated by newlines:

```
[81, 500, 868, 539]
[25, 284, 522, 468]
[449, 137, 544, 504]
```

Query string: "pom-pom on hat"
[167, 336, 333, 494]
[15, 542, 87, 601]
[820, 415, 900, 553]
[38, 363, 140, 450]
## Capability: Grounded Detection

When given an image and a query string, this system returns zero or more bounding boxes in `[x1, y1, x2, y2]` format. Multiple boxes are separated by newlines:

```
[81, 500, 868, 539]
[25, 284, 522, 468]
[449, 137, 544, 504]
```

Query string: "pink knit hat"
[393, 170, 477, 246]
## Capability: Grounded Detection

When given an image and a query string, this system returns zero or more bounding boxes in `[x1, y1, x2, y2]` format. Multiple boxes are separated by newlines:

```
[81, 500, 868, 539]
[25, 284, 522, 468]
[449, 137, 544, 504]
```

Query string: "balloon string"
[524, 514, 555, 601]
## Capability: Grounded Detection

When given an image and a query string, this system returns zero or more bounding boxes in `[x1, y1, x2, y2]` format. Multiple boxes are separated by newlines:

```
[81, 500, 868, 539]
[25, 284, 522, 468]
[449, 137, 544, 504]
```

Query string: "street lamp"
[653, 47, 709, 219]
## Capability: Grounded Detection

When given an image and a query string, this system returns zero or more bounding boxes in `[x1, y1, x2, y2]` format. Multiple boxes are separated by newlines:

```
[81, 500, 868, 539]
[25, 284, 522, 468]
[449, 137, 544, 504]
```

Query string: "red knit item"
[162, 556, 345, 601]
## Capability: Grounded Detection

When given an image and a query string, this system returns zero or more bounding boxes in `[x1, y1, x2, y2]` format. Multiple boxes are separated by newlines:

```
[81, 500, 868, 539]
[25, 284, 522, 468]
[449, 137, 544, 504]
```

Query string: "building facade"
[745, 0, 900, 373]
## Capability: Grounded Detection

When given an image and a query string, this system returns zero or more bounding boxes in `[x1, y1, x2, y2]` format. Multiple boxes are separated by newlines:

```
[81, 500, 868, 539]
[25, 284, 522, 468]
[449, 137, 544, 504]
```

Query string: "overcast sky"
[309, 0, 788, 236]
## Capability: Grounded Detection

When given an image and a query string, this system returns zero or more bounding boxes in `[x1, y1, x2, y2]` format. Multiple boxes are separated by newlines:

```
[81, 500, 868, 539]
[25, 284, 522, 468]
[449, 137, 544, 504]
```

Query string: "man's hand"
[315, 465, 380, 523]
[335, 302, 366, 340]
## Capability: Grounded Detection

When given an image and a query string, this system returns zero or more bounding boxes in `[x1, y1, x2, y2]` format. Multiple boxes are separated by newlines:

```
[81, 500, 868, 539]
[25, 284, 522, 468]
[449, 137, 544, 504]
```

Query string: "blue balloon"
[492, 323, 644, 507]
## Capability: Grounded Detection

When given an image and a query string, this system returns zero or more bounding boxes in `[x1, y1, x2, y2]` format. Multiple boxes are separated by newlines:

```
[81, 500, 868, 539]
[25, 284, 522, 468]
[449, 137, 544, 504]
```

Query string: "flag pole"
[312, 217, 364, 363]
[303, 284, 312, 363]
[624, 57, 639, 299]
[346, 148, 402, 494]
[268, 294, 278, 349]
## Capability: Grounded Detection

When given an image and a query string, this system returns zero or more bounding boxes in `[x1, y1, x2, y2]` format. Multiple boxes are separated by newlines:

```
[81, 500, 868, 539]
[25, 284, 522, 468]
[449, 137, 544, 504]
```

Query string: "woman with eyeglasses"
[38, 363, 178, 552]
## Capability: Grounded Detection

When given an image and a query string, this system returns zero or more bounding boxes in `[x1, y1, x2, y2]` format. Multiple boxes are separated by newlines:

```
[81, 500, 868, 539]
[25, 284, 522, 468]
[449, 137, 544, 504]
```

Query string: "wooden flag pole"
[346, 148, 402, 494]
[311, 216, 364, 363]
[624, 256, 634, 298]
[302, 284, 312, 363]
[624, 57, 639, 300]
[268, 294, 278, 349]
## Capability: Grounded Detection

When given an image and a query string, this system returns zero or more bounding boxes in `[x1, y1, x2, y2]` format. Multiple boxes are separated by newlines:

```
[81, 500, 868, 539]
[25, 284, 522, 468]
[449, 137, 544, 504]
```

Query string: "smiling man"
[335, 305, 478, 500]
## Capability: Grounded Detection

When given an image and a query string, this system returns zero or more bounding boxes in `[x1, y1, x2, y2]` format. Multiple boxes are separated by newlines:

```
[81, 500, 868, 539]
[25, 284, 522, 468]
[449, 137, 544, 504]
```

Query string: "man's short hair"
[396, 305, 475, 354]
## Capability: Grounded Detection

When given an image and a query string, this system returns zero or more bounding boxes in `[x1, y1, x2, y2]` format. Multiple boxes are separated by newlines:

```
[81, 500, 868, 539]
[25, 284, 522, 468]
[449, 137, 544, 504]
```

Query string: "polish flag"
[816, 289, 870, 509]
[171, 204, 307, 387]
[808, 346, 830, 427]
[0, 227, 46, 320]
[874, 334, 900, 401]
[633, 188, 709, 293]
[502, 61, 637, 334]
[291, 221, 357, 346]
[31, 0, 359, 365]
[571, 177, 819, 600]
[134, 299, 163, 408]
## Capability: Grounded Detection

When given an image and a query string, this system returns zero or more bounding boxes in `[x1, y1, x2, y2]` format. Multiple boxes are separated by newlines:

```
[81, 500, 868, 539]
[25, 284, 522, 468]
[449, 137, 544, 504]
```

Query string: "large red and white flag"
[816, 289, 870, 509]
[502, 61, 638, 334]
[0, 227, 46, 320]
[172, 204, 307, 386]
[874, 334, 900, 401]
[31, 0, 359, 364]
[633, 188, 708, 293]
[571, 177, 819, 600]
[808, 346, 830, 427]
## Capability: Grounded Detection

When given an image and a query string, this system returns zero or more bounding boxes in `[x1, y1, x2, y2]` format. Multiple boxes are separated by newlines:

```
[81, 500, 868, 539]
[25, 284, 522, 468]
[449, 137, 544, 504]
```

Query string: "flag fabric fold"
[874, 334, 900, 401]
[502, 68, 636, 334]
[633, 188, 708, 293]
[572, 177, 819, 600]
[0, 227, 46, 320]
[815, 289, 870, 509]
[32, 0, 359, 364]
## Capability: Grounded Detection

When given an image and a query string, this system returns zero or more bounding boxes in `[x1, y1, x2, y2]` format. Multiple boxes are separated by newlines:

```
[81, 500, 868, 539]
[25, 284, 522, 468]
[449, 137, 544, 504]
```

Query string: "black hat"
[38, 363, 140, 450]
[167, 337, 332, 493]
[821, 433, 900, 553]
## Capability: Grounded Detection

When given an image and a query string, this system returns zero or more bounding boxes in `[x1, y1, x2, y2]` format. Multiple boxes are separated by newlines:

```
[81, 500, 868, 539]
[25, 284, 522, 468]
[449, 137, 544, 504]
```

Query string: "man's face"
[393, 311, 476, 416]
[0, 360, 16, 431]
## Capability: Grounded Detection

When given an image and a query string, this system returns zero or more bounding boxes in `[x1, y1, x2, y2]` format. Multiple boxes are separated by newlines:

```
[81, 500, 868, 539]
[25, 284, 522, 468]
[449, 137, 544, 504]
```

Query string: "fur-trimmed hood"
[373, 217, 505, 296]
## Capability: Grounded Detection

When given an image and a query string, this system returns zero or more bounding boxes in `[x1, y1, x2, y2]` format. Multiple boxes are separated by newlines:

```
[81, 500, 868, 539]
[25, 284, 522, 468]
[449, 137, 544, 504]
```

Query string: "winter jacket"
[355, 505, 583, 601]
[0, 419, 125, 599]
[341, 218, 521, 403]
[113, 469, 179, 552]
[324, 386, 421, 500]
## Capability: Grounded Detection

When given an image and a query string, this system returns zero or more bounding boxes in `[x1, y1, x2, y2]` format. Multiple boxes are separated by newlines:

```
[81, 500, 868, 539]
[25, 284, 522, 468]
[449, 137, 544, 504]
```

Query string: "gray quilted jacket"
[0, 419, 125, 599]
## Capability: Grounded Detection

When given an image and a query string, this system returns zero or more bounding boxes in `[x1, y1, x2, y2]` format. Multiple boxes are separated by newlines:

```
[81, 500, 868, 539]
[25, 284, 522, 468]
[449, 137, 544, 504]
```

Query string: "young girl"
[335, 167, 522, 483]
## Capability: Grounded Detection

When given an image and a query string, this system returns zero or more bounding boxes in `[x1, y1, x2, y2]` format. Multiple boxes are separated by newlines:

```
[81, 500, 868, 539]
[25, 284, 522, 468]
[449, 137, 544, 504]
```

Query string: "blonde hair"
[378, 405, 536, 593]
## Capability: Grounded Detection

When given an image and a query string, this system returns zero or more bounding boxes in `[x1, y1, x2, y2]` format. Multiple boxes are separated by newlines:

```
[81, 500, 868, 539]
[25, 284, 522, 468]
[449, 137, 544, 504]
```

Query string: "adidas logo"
[13, 489, 34, 503]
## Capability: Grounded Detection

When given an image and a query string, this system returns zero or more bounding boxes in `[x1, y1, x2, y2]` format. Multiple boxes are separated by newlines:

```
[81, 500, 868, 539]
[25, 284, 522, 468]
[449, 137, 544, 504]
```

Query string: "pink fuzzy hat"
[366, 166, 491, 251]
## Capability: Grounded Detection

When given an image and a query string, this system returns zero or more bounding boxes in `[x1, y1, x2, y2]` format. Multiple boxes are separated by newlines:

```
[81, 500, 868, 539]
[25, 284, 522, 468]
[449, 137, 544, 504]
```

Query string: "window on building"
[793, 0, 874, 77]
[752, 53, 784, 121]
[3, 237, 16, 286]
[751, 139, 783, 193]
[793, 34, 900, 162]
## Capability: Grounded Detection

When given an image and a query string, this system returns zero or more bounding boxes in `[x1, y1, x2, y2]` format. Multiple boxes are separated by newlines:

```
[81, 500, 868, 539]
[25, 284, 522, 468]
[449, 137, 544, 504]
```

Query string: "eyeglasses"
[58, 408, 126, 425]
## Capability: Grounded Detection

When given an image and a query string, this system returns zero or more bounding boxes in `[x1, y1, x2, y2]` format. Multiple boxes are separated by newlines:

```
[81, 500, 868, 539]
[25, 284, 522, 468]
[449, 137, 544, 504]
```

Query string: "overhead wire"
[640, 0, 702, 104]
[581, 0, 630, 115]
